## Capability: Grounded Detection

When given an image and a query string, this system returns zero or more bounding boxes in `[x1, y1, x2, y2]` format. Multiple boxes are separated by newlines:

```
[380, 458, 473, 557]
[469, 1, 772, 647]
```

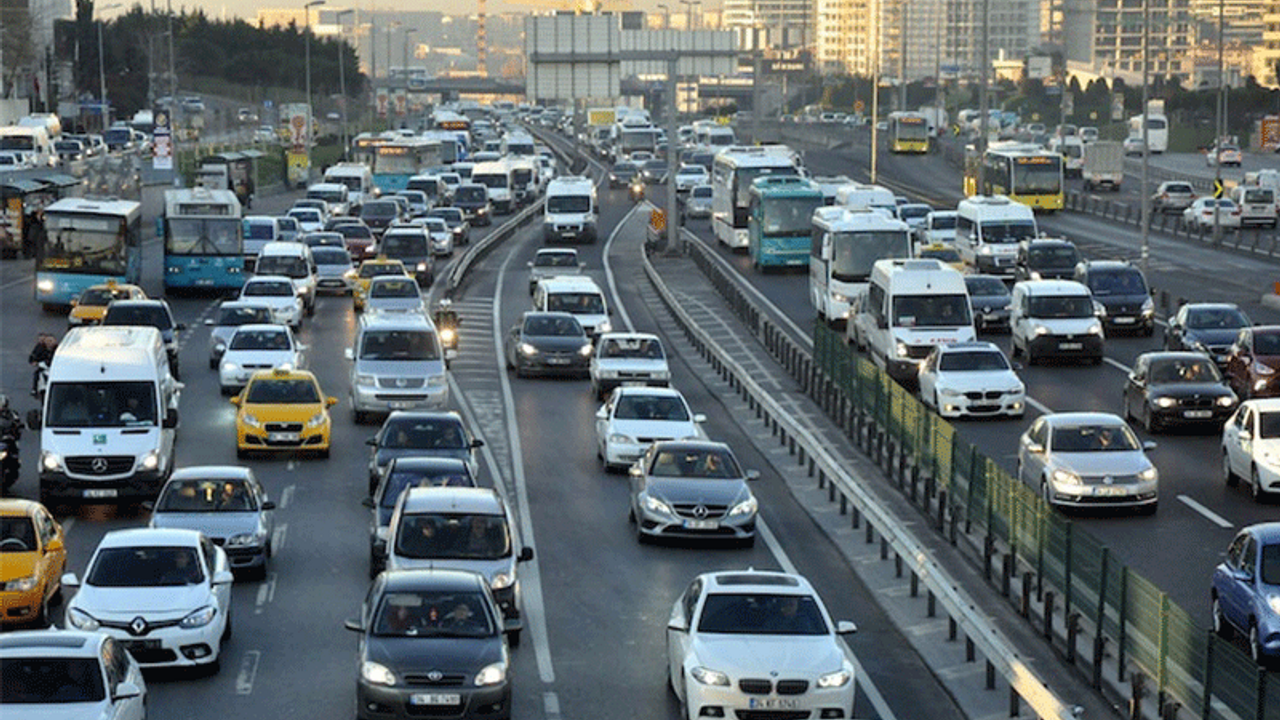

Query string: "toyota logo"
[129, 617, 148, 636]
[692, 505, 709, 519]
[91, 457, 109, 474]
[427, 670, 444, 682]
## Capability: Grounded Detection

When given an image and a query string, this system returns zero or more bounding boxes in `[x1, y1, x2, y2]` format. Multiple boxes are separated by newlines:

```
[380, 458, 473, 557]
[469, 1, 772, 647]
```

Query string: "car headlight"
[355, 373, 376, 386]
[978, 245, 993, 255]
[1093, 301, 1106, 317]
[939, 388, 962, 397]
[895, 342, 909, 358]
[598, 321, 613, 334]
[519, 342, 539, 356]
[226, 532, 264, 547]
[728, 496, 758, 517]
[427, 375, 447, 388]
[362, 661, 397, 686]
[1051, 468, 1081, 486]
[1141, 298, 1154, 316]
[643, 494, 674, 515]
[242, 413, 262, 428]
[3, 575, 37, 592]
[181, 605, 217, 628]
[831, 292, 847, 304]
[1268, 595, 1280, 616]
[1088, 323, 1104, 336]
[817, 669, 852, 688]
[491, 572, 514, 590]
[1255, 362, 1275, 376]
[37, 278, 54, 293]
[41, 451, 63, 472]
[306, 412, 328, 428]
[68, 608, 99, 630]
[214, 342, 226, 353]
[1154, 396, 1177, 408]
[609, 433, 635, 445]
[1032, 325, 1049, 336]
[222, 362, 239, 373]
[579, 343, 594, 357]
[1138, 467, 1158, 483]
[1029, 271, 1043, 280]
[138, 450, 160, 471]
[1217, 395, 1236, 407]
[475, 661, 507, 687]
[690, 666, 730, 686]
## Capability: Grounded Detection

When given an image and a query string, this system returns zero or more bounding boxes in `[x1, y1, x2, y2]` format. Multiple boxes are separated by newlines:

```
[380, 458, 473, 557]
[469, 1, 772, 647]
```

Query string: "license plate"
[546, 357, 570, 365]
[1060, 342, 1083, 350]
[83, 488, 118, 498]
[1184, 410, 1213, 419]
[1094, 486, 1126, 497]
[1112, 317, 1136, 324]
[389, 401, 412, 410]
[269, 432, 300, 442]
[410, 694, 461, 706]
[748, 698, 800, 710]
[685, 519, 718, 530]
[123, 640, 160, 652]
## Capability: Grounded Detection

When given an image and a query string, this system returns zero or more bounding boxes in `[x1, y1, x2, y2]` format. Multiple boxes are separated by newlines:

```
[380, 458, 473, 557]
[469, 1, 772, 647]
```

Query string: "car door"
[596, 393, 616, 450]
[666, 578, 701, 696]
[202, 538, 233, 631]
[1225, 534, 1259, 625]
[918, 352, 939, 407]
[1225, 330, 1251, 396]
[1223, 406, 1246, 478]
[101, 637, 145, 720]
[35, 508, 66, 600]
[1018, 419, 1049, 485]
[1125, 358, 1148, 419]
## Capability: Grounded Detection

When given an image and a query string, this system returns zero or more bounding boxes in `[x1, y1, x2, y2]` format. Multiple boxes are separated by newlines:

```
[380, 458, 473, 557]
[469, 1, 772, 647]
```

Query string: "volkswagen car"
[1017, 412, 1159, 513]
[148, 466, 275, 577]
[1164, 303, 1251, 367]
[1211, 523, 1280, 662]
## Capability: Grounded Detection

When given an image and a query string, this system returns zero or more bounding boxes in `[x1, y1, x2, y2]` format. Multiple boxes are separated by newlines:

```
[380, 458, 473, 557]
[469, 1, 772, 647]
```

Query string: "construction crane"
[477, 0, 487, 77]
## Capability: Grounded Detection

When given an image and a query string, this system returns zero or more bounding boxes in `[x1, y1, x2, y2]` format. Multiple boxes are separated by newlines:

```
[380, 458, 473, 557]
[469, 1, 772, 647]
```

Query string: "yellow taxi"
[67, 281, 147, 326]
[232, 367, 337, 459]
[0, 499, 67, 626]
[347, 256, 409, 312]
[917, 243, 967, 273]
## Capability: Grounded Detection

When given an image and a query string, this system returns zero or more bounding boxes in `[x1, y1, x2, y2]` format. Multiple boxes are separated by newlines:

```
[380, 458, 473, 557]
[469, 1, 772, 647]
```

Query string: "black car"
[366, 411, 483, 495]
[1015, 239, 1080, 281]
[964, 275, 1012, 333]
[641, 159, 669, 185]
[344, 569, 512, 720]
[608, 161, 639, 188]
[363, 457, 476, 575]
[1164, 302, 1252, 366]
[504, 311, 592, 378]
[101, 299, 185, 379]
[360, 199, 402, 237]
[453, 184, 493, 226]
[1122, 351, 1238, 433]
[1074, 260, 1154, 336]
[378, 229, 434, 287]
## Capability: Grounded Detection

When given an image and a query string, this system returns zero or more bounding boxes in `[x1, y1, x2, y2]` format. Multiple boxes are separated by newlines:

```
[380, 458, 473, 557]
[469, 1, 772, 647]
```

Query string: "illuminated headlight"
[691, 666, 730, 686]
[895, 342, 909, 358]
[1029, 271, 1043, 280]
[1255, 362, 1275, 376]
[67, 608, 99, 630]
[1138, 467, 1158, 483]
[491, 572, 514, 590]
[3, 575, 36, 592]
[817, 669, 852, 688]
[477, 207, 489, 215]
[439, 328, 456, 344]
[1268, 595, 1280, 616]
[609, 433, 635, 445]
[1051, 468, 1081, 486]
[138, 451, 160, 471]
[355, 373, 376, 386]
[226, 532, 263, 548]
[1093, 301, 1107, 317]
[306, 412, 327, 428]
[643, 494, 674, 515]
[728, 496, 757, 517]
[978, 245, 993, 255]
[1141, 298, 1154, 316]
[1154, 396, 1177, 408]
[214, 342, 227, 353]
[475, 662, 507, 687]
[37, 279, 54, 293]
[598, 321, 613, 334]
[223, 362, 239, 373]
[1088, 323, 1104, 336]
[578, 343, 594, 357]
[181, 605, 217, 628]
[41, 451, 63, 472]
[427, 375, 447, 388]
[831, 292, 847, 304]
[1217, 395, 1236, 407]
[416, 262, 428, 272]
[242, 413, 262, 428]
[362, 661, 396, 686]
[1033, 325, 1049, 336]
[519, 342, 539, 357]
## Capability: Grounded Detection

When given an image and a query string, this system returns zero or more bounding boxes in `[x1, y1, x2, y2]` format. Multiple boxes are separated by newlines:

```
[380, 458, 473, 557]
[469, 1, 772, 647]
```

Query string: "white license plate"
[389, 401, 413, 410]
[546, 358, 570, 365]
[748, 698, 800, 710]
[1184, 410, 1213, 419]
[410, 694, 461, 706]
[1094, 486, 1126, 497]
[1112, 317, 1136, 324]
[83, 488, 118, 498]
[269, 432, 300, 442]
[1060, 342, 1083, 350]
[685, 519, 719, 530]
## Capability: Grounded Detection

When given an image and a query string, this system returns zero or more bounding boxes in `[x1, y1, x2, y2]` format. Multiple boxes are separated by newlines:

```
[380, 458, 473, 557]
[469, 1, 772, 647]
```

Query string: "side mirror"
[518, 546, 535, 562]
[876, 316, 887, 329]
[667, 618, 688, 632]
[175, 323, 187, 331]
[163, 410, 179, 429]
[261, 500, 276, 511]
[579, 262, 586, 269]
[596, 406, 608, 419]
[366, 436, 378, 446]
[361, 497, 376, 509]
[229, 397, 241, 406]
[61, 572, 79, 587]
[1143, 441, 1158, 451]
[745, 469, 761, 481]
[1025, 442, 1045, 454]
[693, 413, 707, 424]
[113, 680, 143, 701]
[45, 537, 65, 552]
[327, 397, 339, 407]
[526, 261, 533, 268]
[213, 570, 234, 585]
[470, 439, 485, 448]
[140, 500, 155, 512]
[836, 620, 858, 635]
[204, 318, 215, 326]
[343, 618, 364, 633]
[628, 464, 644, 478]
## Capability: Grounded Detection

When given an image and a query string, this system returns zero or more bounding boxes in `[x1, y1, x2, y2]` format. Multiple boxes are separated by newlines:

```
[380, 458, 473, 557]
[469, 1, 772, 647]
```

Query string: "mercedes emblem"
[396, 377, 408, 388]
[692, 505, 709, 519]
[91, 457, 109, 474]
[129, 616, 148, 636]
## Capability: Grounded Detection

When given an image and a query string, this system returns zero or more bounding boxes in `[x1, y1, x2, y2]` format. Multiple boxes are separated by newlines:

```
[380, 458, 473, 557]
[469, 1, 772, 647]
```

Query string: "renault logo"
[91, 457, 109, 474]
[129, 617, 148, 636]
[427, 670, 444, 681]
[692, 505, 709, 519]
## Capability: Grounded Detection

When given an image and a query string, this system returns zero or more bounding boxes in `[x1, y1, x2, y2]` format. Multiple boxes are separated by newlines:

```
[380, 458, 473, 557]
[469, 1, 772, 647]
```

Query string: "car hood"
[525, 335, 590, 352]
[1182, 328, 1241, 347]
[647, 479, 750, 506]
[244, 295, 298, 310]
[4, 703, 114, 720]
[356, 359, 446, 377]
[150, 512, 264, 541]
[385, 556, 513, 586]
[935, 369, 1022, 393]
[691, 634, 845, 675]
[1052, 451, 1152, 477]
[364, 633, 503, 672]
[0, 551, 40, 582]
[970, 296, 1010, 311]
[366, 298, 426, 313]
[223, 349, 299, 368]
[316, 263, 352, 278]
[73, 582, 210, 618]
[1146, 381, 1233, 398]
[610, 418, 700, 440]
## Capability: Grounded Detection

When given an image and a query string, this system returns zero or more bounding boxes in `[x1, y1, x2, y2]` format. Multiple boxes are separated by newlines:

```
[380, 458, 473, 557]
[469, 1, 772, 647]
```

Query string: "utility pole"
[337, 9, 353, 160]
[1213, 0, 1225, 244]
[1139, 0, 1149, 275]
[870, 0, 880, 183]
[975, 0, 989, 192]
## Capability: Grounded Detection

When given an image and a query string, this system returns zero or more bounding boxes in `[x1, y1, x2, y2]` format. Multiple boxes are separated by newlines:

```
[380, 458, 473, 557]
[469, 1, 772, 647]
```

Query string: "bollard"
[1009, 688, 1020, 719]
[895, 553, 903, 578]
[818, 468, 826, 489]
[881, 536, 889, 560]
[1044, 591, 1056, 639]
[965, 635, 975, 662]
[798, 445, 806, 466]
[910, 570, 918, 597]
[1093, 635, 1108, 689]
[927, 590, 935, 617]
[1066, 612, 1081, 663]
[839, 493, 847, 516]
[936, 489, 947, 530]
[985, 660, 996, 690]
[1159, 692, 1180, 720]
[1129, 672, 1146, 720]
[948, 616, 957, 641]
[983, 535, 996, 583]
[1021, 572, 1033, 618]
[1001, 553, 1014, 598]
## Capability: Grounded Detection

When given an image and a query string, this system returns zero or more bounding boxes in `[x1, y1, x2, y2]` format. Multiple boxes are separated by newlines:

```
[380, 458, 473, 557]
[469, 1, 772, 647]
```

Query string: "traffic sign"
[854, 100, 864, 113]
[1213, 179, 1224, 198]
[650, 209, 666, 232]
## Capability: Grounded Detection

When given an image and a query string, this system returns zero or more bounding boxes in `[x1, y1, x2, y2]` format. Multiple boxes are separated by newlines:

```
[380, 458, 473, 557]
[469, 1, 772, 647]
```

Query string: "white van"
[0, 125, 56, 168]
[533, 276, 612, 338]
[1009, 280, 1105, 365]
[324, 163, 376, 208]
[955, 195, 1039, 277]
[471, 160, 514, 214]
[36, 326, 180, 505]
[1048, 135, 1085, 177]
[850, 258, 975, 383]
[543, 176, 598, 244]
[345, 310, 448, 422]
[1229, 185, 1278, 228]
[242, 216, 283, 266]
[255, 241, 318, 316]
[306, 182, 351, 216]
[835, 183, 897, 216]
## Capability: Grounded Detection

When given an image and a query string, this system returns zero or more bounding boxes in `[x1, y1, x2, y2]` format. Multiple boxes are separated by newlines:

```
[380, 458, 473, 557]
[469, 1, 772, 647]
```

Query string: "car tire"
[1212, 596, 1231, 638]
[222, 607, 233, 642]
[318, 447, 330, 460]
[209, 357, 218, 370]
[739, 534, 756, 549]
[1143, 406, 1160, 434]
[1224, 451, 1239, 486]
[507, 629, 521, 648]
[236, 448, 249, 460]
[1251, 621, 1265, 664]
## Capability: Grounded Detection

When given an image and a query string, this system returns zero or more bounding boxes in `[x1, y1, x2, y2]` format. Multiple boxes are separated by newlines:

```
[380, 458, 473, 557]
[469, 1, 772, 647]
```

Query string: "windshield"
[78, 287, 132, 305]
[0, 136, 34, 151]
[229, 328, 290, 351]
[601, 337, 663, 359]
[525, 315, 583, 337]
[1051, 424, 1141, 452]
[0, 517, 36, 552]
[373, 590, 495, 638]
[88, 546, 204, 586]
[1243, 189, 1273, 204]
[312, 248, 350, 265]
[929, 214, 957, 230]
[546, 292, 605, 314]
[47, 381, 157, 428]
[1148, 358, 1221, 383]
[965, 277, 1008, 297]
[761, 196, 823, 235]
[1, 659, 105, 703]
[647, 447, 742, 478]
[381, 419, 465, 449]
[381, 468, 474, 507]
[359, 264, 403, 279]
[697, 593, 829, 635]
[899, 206, 930, 221]
[1028, 295, 1094, 318]
[980, 221, 1038, 244]
[309, 189, 345, 203]
[1256, 333, 1280, 355]
[156, 478, 257, 512]
[938, 350, 1009, 372]
[395, 513, 511, 560]
[370, 279, 420, 298]
[472, 173, 507, 190]
[39, 212, 131, 276]
[456, 186, 486, 202]
[1087, 269, 1146, 296]
[534, 252, 578, 268]
[360, 330, 439, 360]
[166, 218, 240, 256]
[244, 378, 320, 404]
[276, 218, 298, 232]
[289, 209, 321, 223]
[218, 305, 270, 325]
[255, 256, 308, 278]
[339, 225, 373, 240]
[892, 294, 972, 327]
[243, 281, 293, 296]
[895, 120, 929, 140]
[1260, 413, 1280, 439]
[692, 186, 713, 199]
[429, 209, 463, 225]
[827, 231, 909, 283]
[380, 234, 427, 258]
[548, 195, 592, 214]
[613, 394, 689, 421]
[103, 305, 171, 330]
[736, 166, 799, 208]
[1028, 246, 1078, 266]
[244, 222, 276, 240]
[1186, 307, 1248, 330]
[1011, 160, 1062, 193]
[362, 201, 399, 219]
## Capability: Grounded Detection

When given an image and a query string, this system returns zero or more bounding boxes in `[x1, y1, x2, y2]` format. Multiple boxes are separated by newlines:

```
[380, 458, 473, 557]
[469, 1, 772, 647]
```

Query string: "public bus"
[350, 132, 390, 167]
[373, 138, 443, 193]
[711, 145, 801, 249]
[888, 112, 930, 153]
[1127, 113, 1169, 154]
[968, 144, 1064, 211]
[36, 197, 142, 307]
[161, 187, 244, 293]
[747, 176, 824, 271]
[808, 206, 912, 325]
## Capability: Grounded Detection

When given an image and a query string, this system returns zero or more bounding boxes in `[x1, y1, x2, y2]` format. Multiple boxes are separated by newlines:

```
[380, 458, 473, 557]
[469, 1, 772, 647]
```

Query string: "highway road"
[0, 148, 966, 719]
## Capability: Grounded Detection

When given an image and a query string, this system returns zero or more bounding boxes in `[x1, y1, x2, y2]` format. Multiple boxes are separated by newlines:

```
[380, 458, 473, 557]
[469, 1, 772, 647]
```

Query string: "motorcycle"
[33, 361, 48, 400]
[629, 177, 646, 203]
[433, 303, 461, 364]
[0, 397, 21, 492]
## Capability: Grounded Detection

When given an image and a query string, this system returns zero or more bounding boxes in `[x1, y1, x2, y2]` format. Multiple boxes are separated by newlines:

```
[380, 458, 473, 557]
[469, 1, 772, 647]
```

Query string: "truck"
[917, 106, 949, 137]
[1081, 141, 1124, 191]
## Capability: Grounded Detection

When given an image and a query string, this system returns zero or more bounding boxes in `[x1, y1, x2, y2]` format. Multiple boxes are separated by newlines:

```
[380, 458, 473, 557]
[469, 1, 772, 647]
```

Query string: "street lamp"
[678, 0, 700, 30]
[657, 3, 669, 29]
[336, 9, 353, 160]
[304, 0, 325, 186]
[96, 3, 123, 128]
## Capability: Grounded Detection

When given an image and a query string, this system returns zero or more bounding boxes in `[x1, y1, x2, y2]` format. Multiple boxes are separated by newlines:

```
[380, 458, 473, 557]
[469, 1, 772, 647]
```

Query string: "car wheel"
[507, 629, 521, 648]
[1212, 595, 1231, 638]
[681, 678, 696, 720]
[1224, 451, 1239, 486]
[353, 409, 367, 425]
[739, 534, 756, 549]
[222, 607, 233, 642]
[1040, 478, 1053, 508]
[236, 447, 249, 460]
[1251, 621, 1264, 664]
[318, 447, 330, 460]
[209, 357, 218, 370]
[1252, 466, 1267, 502]
[1143, 405, 1161, 434]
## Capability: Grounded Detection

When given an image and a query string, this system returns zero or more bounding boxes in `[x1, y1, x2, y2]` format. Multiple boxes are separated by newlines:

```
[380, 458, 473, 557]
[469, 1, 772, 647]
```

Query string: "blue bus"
[36, 197, 142, 307]
[373, 138, 443, 193]
[747, 176, 825, 271]
[162, 187, 245, 292]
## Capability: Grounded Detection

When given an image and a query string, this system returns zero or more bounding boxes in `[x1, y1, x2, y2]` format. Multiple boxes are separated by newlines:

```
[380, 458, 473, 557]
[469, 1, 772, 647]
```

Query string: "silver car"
[527, 248, 584, 293]
[682, 184, 713, 220]
[147, 466, 275, 577]
[628, 440, 759, 546]
[203, 301, 273, 369]
[1017, 412, 1159, 513]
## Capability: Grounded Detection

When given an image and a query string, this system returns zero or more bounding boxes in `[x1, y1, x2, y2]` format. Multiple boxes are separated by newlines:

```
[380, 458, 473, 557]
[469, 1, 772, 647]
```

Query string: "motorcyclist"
[433, 299, 460, 351]
[28, 332, 57, 396]
[0, 393, 20, 491]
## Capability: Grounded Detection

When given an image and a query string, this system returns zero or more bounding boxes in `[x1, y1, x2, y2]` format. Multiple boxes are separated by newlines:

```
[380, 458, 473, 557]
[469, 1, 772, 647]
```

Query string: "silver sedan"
[1017, 412, 1159, 513]
[147, 466, 275, 577]
[628, 440, 758, 546]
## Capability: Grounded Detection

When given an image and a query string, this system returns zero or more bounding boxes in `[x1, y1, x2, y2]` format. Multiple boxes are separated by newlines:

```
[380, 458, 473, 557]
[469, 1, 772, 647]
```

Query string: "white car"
[1182, 198, 1242, 230]
[63, 528, 234, 672]
[239, 275, 303, 329]
[424, 216, 453, 256]
[0, 629, 147, 718]
[590, 332, 671, 399]
[219, 323, 306, 394]
[674, 164, 710, 192]
[363, 275, 425, 314]
[527, 247, 584, 293]
[596, 386, 705, 471]
[919, 342, 1025, 419]
[1222, 398, 1280, 501]
[286, 207, 324, 233]
[312, 245, 355, 294]
[667, 570, 857, 720]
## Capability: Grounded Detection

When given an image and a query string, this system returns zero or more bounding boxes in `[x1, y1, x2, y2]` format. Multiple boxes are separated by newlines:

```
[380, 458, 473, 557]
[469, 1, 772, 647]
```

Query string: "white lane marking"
[757, 520, 899, 720]
[543, 691, 562, 720]
[278, 484, 295, 510]
[254, 572, 278, 614]
[1103, 357, 1133, 374]
[285, 459, 297, 472]
[1026, 396, 1054, 415]
[1177, 495, 1234, 528]
[602, 202, 644, 333]
[235, 650, 261, 694]
[270, 524, 287, 556]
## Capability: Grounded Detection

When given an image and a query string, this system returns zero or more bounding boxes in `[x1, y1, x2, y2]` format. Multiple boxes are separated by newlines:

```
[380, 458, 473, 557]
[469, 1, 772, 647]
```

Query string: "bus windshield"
[40, 213, 128, 275]
[166, 218, 240, 255]
[1011, 161, 1061, 193]
[761, 197, 823, 235]
[896, 121, 929, 140]
[375, 150, 420, 175]
[828, 231, 910, 282]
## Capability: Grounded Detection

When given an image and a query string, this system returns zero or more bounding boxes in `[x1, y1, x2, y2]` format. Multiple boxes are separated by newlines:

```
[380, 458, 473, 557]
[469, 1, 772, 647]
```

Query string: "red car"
[1223, 325, 1280, 400]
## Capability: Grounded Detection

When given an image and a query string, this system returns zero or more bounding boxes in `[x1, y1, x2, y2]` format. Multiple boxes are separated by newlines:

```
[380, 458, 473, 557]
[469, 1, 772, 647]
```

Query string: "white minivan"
[470, 160, 514, 214]
[255, 241, 318, 316]
[345, 311, 449, 423]
[954, 195, 1039, 277]
[1229, 185, 1278, 229]
[543, 176, 598, 243]
[35, 326, 180, 506]
[1009, 280, 1105, 365]
[533, 276, 612, 338]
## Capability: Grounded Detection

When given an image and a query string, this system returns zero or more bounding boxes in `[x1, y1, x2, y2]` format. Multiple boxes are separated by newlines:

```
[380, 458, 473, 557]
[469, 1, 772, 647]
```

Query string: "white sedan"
[1222, 398, 1280, 501]
[424, 216, 453, 257]
[596, 386, 704, 471]
[219, 323, 306, 394]
[667, 570, 857, 720]
[590, 332, 671, 399]
[63, 528, 234, 672]
[240, 275, 303, 329]
[1182, 198, 1242, 230]
[674, 164, 709, 192]
[919, 342, 1025, 418]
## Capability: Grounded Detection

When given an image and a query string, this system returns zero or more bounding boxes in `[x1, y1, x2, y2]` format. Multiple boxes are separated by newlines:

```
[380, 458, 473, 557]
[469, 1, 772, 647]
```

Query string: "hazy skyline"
[101, 0, 675, 22]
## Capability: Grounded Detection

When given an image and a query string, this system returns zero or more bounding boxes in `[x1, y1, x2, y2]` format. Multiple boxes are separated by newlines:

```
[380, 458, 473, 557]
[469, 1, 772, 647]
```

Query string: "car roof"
[598, 331, 659, 342]
[1242, 522, 1280, 544]
[379, 568, 488, 593]
[523, 310, 579, 322]
[1181, 302, 1240, 311]
[1015, 279, 1090, 295]
[535, 247, 578, 256]
[1040, 412, 1127, 427]
[1025, 238, 1074, 248]
[245, 274, 294, 285]
[1137, 351, 1215, 362]
[401, 486, 503, 515]
[384, 410, 464, 425]
[230, 323, 290, 335]
[388, 456, 470, 472]
[612, 385, 686, 400]
[1241, 398, 1280, 412]
[936, 341, 1002, 353]
[106, 298, 168, 309]
[0, 629, 104, 656]
[0, 498, 45, 516]
[100, 527, 203, 548]
[650, 439, 732, 454]
[168, 465, 254, 481]
[1079, 260, 1134, 272]
[704, 570, 813, 595]
[361, 310, 433, 330]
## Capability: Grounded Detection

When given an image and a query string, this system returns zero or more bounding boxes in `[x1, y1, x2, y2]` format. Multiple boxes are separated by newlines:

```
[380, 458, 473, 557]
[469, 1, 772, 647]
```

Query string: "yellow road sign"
[1214, 179, 1224, 198]
[650, 209, 667, 231]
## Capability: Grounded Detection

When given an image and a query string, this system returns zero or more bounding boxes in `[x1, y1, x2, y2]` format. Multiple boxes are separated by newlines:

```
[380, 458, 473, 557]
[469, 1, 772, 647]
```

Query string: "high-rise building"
[722, 0, 814, 51]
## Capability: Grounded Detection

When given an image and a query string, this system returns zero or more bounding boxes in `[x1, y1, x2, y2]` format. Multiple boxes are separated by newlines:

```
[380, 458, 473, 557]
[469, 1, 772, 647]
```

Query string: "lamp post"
[97, 3, 122, 128]
[336, 9, 353, 160]
[1213, 0, 1225, 244]
[304, 0, 325, 185]
[657, 3, 669, 28]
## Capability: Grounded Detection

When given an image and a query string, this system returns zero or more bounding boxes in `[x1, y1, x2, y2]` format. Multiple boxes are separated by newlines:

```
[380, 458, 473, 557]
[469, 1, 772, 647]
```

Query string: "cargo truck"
[1081, 141, 1124, 191]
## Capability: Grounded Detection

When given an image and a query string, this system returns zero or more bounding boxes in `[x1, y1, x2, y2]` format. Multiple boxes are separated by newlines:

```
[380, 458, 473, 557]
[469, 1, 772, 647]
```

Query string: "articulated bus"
[809, 206, 912, 325]
[888, 112, 930, 153]
[748, 176, 825, 271]
[162, 187, 244, 293]
[373, 138, 443, 193]
[36, 198, 141, 307]
[712, 145, 801, 250]
[966, 143, 1064, 211]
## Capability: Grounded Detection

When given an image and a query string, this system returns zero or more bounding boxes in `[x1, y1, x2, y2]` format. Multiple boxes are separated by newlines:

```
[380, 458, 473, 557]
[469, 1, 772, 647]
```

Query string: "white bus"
[1127, 114, 1169, 154]
[809, 206, 912, 325]
[711, 145, 801, 249]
